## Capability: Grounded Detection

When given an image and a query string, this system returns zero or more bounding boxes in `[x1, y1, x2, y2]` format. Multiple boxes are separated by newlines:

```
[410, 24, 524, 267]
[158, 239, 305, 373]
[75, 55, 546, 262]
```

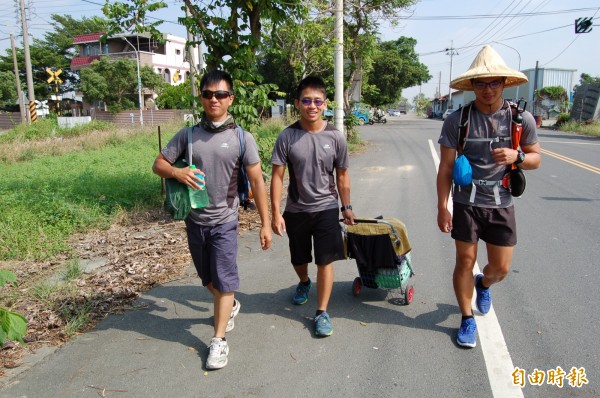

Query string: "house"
[70, 32, 200, 112]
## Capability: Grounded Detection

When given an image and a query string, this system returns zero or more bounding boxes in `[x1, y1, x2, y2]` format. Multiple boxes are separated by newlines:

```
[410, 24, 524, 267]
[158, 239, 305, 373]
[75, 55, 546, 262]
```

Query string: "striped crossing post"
[28, 101, 37, 123]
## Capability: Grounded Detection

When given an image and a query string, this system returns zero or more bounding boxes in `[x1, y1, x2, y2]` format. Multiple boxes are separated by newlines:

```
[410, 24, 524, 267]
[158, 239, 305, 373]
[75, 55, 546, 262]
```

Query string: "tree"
[156, 80, 194, 109]
[0, 71, 18, 109]
[413, 92, 430, 116]
[343, 0, 417, 108]
[258, 12, 335, 102]
[0, 15, 108, 99]
[79, 57, 164, 112]
[363, 38, 430, 107]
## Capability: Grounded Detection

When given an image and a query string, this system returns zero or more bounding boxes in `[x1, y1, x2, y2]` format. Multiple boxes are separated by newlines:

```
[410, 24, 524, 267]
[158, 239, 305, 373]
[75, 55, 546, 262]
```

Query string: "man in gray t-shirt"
[436, 45, 541, 349]
[271, 76, 356, 338]
[152, 70, 272, 370]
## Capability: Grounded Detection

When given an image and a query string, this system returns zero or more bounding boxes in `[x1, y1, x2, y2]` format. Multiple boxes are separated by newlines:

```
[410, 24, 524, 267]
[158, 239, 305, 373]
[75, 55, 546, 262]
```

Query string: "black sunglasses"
[201, 90, 232, 100]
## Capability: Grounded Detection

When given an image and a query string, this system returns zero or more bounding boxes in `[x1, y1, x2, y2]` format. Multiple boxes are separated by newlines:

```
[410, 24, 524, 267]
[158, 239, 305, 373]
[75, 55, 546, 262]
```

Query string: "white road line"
[428, 139, 524, 398]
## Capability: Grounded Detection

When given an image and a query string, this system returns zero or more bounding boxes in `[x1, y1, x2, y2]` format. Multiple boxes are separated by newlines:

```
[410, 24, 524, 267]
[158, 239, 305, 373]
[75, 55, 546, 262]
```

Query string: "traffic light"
[575, 17, 593, 34]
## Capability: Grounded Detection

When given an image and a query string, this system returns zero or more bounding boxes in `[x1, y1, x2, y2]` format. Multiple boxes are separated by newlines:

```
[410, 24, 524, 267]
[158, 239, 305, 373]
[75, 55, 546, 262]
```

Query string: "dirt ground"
[0, 206, 264, 376]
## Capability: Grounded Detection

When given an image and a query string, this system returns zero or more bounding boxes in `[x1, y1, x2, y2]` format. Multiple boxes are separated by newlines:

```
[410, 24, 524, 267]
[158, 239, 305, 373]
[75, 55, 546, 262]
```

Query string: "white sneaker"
[206, 337, 229, 370]
[226, 299, 241, 333]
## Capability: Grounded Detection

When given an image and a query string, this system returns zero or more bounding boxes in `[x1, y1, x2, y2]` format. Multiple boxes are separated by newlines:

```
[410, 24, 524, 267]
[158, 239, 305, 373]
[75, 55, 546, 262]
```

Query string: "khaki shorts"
[451, 202, 517, 246]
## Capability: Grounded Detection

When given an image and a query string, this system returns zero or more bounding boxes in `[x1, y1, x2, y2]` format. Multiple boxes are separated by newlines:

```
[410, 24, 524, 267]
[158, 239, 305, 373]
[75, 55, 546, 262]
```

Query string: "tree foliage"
[0, 270, 27, 345]
[363, 37, 430, 107]
[413, 92, 431, 116]
[258, 12, 334, 102]
[0, 71, 18, 108]
[343, 0, 417, 108]
[79, 57, 164, 112]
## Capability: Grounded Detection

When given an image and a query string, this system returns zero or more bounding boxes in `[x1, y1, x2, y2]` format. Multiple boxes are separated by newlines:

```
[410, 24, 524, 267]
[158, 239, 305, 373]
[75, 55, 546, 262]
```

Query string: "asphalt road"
[1, 114, 598, 398]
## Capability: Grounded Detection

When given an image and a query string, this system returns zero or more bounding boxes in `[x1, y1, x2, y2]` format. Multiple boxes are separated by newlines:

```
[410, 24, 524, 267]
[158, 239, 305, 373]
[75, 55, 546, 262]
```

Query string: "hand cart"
[344, 217, 415, 304]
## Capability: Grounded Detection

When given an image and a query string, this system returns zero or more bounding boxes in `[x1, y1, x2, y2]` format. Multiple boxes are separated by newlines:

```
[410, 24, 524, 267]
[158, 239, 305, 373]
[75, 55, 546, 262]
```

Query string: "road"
[1, 113, 598, 397]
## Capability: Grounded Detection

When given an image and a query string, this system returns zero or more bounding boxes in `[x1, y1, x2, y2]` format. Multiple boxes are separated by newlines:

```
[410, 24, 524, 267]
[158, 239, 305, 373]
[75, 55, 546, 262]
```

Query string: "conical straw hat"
[450, 44, 528, 91]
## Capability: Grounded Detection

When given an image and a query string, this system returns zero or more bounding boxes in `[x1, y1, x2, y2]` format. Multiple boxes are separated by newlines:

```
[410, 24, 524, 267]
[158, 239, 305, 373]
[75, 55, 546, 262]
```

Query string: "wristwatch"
[340, 204, 352, 212]
[515, 150, 525, 165]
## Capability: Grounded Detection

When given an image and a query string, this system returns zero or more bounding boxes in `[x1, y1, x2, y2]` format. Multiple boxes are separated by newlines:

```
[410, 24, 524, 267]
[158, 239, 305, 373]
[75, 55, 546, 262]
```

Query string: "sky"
[1, 0, 599, 103]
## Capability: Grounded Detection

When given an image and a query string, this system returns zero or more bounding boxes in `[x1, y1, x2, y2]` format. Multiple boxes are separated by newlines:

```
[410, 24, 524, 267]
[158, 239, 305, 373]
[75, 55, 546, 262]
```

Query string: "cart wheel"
[404, 285, 414, 305]
[352, 277, 362, 296]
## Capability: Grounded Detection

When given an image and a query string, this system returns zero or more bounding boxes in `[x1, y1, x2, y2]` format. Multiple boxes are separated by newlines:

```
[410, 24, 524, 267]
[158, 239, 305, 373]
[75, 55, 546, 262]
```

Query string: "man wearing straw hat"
[436, 45, 541, 348]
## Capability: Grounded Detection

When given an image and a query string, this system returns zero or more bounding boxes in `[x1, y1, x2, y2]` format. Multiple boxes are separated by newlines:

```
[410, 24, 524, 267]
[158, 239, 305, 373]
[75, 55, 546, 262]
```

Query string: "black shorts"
[451, 202, 517, 247]
[283, 208, 345, 266]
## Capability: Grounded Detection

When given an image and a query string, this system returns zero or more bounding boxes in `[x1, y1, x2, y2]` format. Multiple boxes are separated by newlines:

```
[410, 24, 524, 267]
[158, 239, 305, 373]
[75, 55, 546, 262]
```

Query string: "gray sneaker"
[226, 299, 241, 332]
[206, 337, 229, 370]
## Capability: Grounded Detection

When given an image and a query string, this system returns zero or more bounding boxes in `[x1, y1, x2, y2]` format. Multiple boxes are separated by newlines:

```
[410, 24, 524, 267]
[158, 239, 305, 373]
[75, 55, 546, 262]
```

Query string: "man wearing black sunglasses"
[271, 75, 356, 338]
[436, 45, 541, 348]
[153, 70, 272, 370]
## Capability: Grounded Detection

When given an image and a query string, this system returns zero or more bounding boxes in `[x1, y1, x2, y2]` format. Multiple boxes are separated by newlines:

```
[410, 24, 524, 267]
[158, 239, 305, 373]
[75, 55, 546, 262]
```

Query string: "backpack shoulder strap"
[186, 126, 193, 165]
[457, 102, 472, 153]
[236, 125, 245, 160]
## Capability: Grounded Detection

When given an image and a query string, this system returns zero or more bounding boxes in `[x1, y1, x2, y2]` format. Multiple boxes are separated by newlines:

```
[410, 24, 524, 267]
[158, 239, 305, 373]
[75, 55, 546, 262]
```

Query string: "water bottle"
[188, 165, 209, 209]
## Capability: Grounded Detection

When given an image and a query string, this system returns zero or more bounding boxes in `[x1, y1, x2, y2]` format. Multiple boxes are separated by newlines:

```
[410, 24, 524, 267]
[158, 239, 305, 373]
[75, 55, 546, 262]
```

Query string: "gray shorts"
[451, 202, 517, 246]
[283, 208, 345, 266]
[185, 219, 239, 292]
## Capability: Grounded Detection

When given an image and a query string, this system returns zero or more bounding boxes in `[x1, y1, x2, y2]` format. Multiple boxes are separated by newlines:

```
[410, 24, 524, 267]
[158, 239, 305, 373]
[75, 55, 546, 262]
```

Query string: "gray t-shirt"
[161, 124, 260, 226]
[271, 121, 349, 213]
[438, 101, 538, 208]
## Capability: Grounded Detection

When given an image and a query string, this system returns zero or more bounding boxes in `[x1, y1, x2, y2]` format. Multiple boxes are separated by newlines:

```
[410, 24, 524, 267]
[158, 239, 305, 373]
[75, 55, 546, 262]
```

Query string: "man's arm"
[437, 145, 456, 233]
[491, 142, 541, 170]
[152, 153, 204, 190]
[336, 167, 356, 224]
[270, 164, 286, 236]
[245, 162, 272, 250]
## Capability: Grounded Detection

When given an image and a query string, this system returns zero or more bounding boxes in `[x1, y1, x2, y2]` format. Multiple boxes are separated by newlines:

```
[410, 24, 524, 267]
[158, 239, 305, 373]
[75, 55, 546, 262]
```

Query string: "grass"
[0, 122, 182, 261]
[63, 258, 83, 281]
[559, 120, 600, 137]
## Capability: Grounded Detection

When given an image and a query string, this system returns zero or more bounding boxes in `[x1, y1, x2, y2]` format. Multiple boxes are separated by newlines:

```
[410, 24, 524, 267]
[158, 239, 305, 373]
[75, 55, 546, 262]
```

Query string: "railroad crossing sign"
[46, 68, 63, 84]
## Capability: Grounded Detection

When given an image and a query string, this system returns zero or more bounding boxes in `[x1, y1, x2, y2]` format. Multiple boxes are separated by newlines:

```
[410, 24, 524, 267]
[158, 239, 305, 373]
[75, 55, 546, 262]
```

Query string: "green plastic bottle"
[188, 165, 209, 209]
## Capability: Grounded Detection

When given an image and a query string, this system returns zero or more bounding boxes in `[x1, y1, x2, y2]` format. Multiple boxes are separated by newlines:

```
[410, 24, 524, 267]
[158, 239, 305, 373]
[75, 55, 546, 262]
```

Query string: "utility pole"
[10, 33, 26, 124]
[446, 41, 458, 109]
[121, 36, 144, 127]
[19, 0, 35, 123]
[333, 0, 344, 134]
[533, 60, 539, 117]
[185, 5, 198, 109]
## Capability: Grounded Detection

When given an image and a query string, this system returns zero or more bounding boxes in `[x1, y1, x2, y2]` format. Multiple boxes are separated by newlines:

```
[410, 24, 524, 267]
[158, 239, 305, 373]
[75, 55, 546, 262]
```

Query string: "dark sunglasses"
[201, 90, 232, 100]
[472, 80, 504, 90]
[300, 98, 326, 107]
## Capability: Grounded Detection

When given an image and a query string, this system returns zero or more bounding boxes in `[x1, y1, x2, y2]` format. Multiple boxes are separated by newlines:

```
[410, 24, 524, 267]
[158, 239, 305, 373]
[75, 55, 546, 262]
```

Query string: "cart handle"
[340, 218, 400, 245]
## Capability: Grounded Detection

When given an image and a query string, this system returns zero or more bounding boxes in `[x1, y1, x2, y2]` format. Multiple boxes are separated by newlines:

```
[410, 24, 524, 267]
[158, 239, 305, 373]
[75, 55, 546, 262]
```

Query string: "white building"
[70, 32, 200, 111]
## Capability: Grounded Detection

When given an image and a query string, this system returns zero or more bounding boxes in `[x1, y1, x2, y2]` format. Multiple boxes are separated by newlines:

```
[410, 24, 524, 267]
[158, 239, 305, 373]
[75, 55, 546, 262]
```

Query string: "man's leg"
[454, 240, 478, 316]
[481, 243, 513, 287]
[316, 263, 334, 312]
[293, 263, 310, 283]
[207, 283, 234, 338]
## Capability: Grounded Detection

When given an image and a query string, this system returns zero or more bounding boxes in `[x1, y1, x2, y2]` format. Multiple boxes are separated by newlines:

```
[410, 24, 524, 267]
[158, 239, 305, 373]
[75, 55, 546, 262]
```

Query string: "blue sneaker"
[292, 279, 311, 305]
[315, 311, 333, 337]
[475, 274, 492, 314]
[457, 317, 477, 348]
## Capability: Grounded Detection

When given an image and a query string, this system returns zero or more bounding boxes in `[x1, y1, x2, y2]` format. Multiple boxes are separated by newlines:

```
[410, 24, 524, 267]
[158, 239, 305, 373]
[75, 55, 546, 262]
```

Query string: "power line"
[400, 7, 599, 20]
